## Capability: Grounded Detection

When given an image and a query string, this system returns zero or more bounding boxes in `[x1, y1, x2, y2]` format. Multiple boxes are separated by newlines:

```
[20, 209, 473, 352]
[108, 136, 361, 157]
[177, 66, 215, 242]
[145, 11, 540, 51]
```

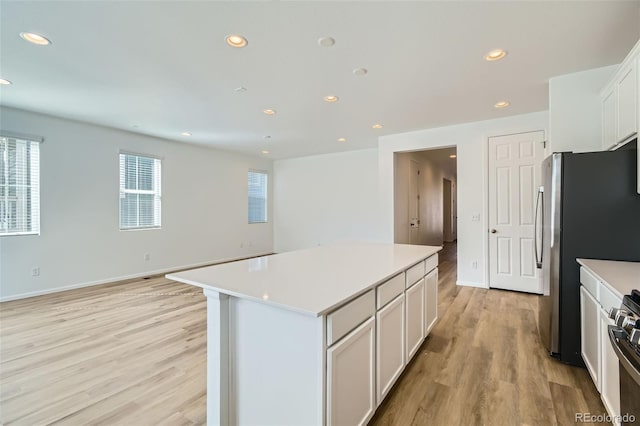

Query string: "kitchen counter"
[576, 258, 640, 299]
[166, 242, 441, 426]
[167, 242, 440, 317]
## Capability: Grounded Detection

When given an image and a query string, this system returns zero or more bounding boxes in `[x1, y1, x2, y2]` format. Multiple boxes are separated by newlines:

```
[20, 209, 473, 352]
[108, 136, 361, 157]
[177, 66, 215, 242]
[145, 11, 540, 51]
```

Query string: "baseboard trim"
[456, 280, 487, 289]
[0, 252, 273, 303]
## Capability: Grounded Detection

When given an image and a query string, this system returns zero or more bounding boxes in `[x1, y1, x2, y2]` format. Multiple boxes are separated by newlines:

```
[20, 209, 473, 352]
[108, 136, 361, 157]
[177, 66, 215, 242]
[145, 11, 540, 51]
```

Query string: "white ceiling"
[0, 1, 638, 159]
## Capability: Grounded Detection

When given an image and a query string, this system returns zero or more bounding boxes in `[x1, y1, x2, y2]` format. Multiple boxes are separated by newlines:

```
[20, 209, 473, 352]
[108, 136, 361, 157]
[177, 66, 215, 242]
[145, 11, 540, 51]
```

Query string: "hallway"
[371, 241, 607, 425]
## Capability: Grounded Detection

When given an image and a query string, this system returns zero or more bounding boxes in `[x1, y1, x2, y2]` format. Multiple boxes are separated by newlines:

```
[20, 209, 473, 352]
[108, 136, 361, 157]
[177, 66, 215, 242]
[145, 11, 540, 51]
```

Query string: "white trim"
[0, 252, 272, 302]
[456, 280, 487, 289]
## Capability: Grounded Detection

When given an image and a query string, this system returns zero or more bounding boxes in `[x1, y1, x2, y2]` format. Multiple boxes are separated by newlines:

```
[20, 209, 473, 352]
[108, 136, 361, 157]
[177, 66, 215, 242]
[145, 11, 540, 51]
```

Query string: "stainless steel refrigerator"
[537, 144, 640, 367]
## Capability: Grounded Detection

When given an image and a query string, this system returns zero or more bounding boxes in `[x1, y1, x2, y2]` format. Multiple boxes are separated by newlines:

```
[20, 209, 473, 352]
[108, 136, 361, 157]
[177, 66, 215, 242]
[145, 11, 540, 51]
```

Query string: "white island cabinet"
[167, 243, 441, 426]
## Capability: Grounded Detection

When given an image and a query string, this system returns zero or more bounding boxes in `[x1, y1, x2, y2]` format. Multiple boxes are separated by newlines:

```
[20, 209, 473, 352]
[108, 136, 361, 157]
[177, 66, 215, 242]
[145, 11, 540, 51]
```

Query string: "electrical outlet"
[144, 253, 150, 261]
[472, 261, 478, 269]
[31, 267, 40, 277]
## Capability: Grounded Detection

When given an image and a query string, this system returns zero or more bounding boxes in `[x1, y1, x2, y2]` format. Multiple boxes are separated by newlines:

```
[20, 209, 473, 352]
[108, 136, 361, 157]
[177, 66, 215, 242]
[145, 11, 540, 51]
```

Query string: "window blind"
[248, 170, 267, 223]
[119, 153, 161, 230]
[0, 136, 40, 236]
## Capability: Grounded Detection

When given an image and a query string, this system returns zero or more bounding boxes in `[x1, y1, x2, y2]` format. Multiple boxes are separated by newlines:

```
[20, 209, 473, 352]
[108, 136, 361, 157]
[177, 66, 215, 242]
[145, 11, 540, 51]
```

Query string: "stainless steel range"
[609, 289, 640, 425]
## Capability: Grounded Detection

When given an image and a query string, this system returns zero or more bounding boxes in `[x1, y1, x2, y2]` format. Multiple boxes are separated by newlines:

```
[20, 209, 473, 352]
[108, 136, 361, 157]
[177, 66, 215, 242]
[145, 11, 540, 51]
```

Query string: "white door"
[424, 268, 438, 334]
[327, 317, 376, 426]
[443, 179, 453, 242]
[405, 278, 425, 361]
[376, 294, 405, 402]
[488, 131, 544, 293]
[409, 160, 420, 244]
[580, 286, 601, 391]
[599, 306, 620, 419]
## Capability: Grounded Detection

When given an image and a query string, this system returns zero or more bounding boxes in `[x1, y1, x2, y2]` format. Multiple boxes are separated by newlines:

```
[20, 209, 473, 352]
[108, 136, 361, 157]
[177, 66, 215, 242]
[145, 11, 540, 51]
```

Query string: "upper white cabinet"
[602, 88, 616, 149]
[617, 63, 637, 141]
[601, 39, 640, 150]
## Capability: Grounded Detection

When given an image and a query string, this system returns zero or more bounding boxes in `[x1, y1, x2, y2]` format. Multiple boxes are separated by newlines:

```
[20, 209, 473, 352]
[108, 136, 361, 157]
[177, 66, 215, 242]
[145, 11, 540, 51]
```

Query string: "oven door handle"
[609, 325, 640, 387]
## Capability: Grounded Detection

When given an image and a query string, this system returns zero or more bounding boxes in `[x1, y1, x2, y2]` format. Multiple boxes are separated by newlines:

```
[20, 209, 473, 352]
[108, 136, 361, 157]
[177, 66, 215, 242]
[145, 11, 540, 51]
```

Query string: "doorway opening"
[393, 147, 457, 250]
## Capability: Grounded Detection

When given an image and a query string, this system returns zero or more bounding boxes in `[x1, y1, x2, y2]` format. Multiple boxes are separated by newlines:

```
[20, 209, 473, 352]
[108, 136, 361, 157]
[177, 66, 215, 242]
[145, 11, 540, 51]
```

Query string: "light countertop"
[576, 258, 640, 299]
[167, 242, 441, 317]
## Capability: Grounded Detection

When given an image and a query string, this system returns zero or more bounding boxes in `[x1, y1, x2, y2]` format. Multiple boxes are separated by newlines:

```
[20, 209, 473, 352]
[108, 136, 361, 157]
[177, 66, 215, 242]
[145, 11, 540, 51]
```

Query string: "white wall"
[379, 111, 549, 288]
[273, 149, 384, 252]
[0, 107, 273, 301]
[549, 65, 617, 153]
[394, 151, 456, 246]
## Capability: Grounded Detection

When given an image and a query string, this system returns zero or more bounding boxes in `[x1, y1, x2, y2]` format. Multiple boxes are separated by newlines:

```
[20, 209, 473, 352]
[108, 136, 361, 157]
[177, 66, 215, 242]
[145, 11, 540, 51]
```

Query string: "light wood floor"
[0, 243, 607, 425]
[370, 242, 607, 426]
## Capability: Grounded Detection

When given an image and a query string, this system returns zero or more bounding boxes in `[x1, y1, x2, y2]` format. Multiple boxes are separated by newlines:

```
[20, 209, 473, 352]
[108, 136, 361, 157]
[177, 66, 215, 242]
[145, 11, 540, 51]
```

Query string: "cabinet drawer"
[424, 254, 438, 275]
[580, 267, 598, 299]
[405, 261, 425, 288]
[377, 273, 405, 310]
[327, 290, 375, 346]
[599, 282, 622, 313]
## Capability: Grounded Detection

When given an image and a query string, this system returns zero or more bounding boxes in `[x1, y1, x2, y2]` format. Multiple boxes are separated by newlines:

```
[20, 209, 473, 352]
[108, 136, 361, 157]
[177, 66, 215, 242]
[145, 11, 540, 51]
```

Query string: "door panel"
[409, 160, 420, 244]
[489, 131, 544, 293]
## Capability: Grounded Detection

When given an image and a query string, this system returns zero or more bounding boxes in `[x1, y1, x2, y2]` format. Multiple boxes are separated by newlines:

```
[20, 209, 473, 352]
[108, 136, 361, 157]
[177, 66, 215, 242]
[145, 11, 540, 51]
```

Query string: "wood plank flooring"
[370, 242, 607, 426]
[0, 243, 607, 425]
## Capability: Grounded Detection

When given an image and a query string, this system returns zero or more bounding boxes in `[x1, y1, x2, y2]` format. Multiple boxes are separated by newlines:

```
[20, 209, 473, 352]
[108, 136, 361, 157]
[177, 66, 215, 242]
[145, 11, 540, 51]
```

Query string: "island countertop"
[576, 258, 640, 299]
[167, 242, 441, 317]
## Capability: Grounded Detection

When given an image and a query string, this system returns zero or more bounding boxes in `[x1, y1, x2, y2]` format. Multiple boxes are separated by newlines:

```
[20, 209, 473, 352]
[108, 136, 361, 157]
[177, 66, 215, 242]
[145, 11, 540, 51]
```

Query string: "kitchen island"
[167, 242, 441, 426]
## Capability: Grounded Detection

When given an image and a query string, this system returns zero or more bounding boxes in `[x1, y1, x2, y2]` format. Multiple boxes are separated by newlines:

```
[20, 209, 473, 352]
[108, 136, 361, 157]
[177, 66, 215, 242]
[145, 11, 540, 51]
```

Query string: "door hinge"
[417, 170, 420, 175]
[542, 140, 547, 148]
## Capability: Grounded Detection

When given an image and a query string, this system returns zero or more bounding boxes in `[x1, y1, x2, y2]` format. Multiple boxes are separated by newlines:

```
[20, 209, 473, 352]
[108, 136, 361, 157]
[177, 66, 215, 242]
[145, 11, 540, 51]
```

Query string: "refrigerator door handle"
[534, 186, 544, 269]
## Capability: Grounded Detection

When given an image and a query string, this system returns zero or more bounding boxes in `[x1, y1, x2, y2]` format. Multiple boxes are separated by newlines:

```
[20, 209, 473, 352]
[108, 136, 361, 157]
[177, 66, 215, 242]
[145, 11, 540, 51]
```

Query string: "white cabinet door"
[580, 286, 601, 391]
[327, 316, 376, 426]
[405, 278, 425, 361]
[376, 294, 405, 403]
[424, 268, 438, 335]
[617, 63, 638, 141]
[602, 88, 616, 150]
[599, 307, 621, 423]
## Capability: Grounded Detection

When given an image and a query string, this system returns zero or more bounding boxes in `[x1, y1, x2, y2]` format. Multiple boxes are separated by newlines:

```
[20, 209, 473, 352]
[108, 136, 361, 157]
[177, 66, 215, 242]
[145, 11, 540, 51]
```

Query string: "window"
[119, 153, 161, 230]
[0, 136, 40, 236]
[248, 170, 267, 223]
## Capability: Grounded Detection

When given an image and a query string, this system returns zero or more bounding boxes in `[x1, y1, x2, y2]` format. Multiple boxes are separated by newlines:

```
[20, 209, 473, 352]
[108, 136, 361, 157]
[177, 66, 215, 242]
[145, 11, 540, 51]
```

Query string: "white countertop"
[576, 258, 640, 299]
[167, 242, 441, 317]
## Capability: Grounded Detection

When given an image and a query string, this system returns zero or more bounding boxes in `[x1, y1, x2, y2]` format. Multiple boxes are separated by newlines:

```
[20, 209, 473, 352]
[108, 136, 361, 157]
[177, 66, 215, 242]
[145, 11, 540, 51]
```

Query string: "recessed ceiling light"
[226, 34, 248, 48]
[261, 150, 270, 155]
[353, 68, 368, 76]
[449, 154, 457, 158]
[263, 109, 276, 115]
[318, 37, 335, 47]
[0, 78, 12, 85]
[324, 95, 339, 103]
[485, 49, 507, 61]
[337, 137, 347, 143]
[494, 101, 510, 108]
[20, 32, 51, 45]
[181, 131, 192, 136]
[372, 124, 383, 129]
